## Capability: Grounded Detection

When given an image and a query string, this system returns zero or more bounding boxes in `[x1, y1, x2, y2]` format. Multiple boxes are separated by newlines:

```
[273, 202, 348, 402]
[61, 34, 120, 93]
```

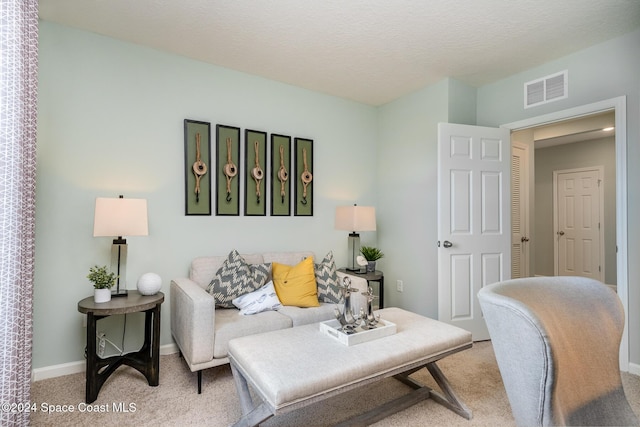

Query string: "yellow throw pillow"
[272, 257, 320, 307]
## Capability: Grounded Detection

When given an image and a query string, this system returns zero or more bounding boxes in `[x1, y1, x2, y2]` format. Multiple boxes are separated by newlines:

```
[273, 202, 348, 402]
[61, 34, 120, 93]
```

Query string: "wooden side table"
[338, 269, 385, 309]
[78, 291, 164, 403]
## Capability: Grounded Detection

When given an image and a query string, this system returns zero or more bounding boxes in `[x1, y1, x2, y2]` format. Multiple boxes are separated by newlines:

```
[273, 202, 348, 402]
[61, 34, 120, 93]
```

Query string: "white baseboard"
[31, 343, 180, 382]
[32, 342, 637, 382]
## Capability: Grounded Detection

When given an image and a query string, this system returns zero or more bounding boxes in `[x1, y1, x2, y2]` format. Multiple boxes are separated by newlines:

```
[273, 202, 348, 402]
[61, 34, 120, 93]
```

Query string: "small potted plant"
[360, 246, 384, 273]
[87, 265, 117, 303]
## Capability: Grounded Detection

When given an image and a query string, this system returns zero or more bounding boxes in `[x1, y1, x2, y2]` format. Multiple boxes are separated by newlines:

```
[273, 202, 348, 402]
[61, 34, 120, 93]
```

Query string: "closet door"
[511, 142, 530, 278]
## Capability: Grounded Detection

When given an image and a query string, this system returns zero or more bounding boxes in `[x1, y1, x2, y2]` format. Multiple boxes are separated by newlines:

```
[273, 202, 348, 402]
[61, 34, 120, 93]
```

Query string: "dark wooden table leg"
[122, 305, 160, 386]
[86, 312, 98, 403]
[149, 304, 160, 385]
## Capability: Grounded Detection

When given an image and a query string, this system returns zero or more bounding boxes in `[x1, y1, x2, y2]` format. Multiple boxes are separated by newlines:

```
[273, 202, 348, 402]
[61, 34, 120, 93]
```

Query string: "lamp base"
[110, 240, 129, 298]
[111, 289, 128, 297]
[346, 232, 361, 271]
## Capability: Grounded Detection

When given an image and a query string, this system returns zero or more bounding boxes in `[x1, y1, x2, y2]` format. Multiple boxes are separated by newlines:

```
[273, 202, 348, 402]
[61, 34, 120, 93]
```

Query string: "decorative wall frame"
[294, 138, 314, 216]
[216, 125, 241, 216]
[270, 134, 291, 216]
[184, 119, 212, 216]
[244, 129, 267, 216]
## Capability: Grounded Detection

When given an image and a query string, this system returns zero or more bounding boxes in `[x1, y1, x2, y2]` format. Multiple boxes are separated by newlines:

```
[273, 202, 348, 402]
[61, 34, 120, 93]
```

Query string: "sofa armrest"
[170, 278, 215, 367]
[336, 271, 369, 315]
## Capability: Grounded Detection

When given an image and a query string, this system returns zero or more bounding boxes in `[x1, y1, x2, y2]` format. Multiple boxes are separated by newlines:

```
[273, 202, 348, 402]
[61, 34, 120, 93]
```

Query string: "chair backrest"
[478, 276, 638, 426]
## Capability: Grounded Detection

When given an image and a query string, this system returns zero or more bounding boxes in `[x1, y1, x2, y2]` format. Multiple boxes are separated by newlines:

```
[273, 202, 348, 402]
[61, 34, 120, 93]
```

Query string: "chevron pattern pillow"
[314, 251, 342, 304]
[206, 250, 271, 308]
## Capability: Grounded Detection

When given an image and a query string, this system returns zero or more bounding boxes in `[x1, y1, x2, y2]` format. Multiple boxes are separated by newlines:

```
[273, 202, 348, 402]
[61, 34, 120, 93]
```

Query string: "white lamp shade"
[93, 197, 149, 237]
[334, 205, 376, 232]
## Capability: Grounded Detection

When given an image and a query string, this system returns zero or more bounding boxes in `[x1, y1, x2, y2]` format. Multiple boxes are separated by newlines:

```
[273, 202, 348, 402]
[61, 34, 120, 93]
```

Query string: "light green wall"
[36, 20, 640, 371]
[35, 22, 378, 369]
[534, 137, 616, 284]
[477, 29, 640, 366]
[376, 78, 476, 318]
[376, 80, 448, 317]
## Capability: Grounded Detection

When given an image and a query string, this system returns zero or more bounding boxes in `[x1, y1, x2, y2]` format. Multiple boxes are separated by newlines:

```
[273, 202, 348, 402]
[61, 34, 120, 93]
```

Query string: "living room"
[3, 1, 640, 425]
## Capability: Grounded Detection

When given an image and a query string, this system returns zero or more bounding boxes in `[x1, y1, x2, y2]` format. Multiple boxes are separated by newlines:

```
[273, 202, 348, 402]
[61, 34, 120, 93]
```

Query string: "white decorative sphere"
[137, 272, 162, 295]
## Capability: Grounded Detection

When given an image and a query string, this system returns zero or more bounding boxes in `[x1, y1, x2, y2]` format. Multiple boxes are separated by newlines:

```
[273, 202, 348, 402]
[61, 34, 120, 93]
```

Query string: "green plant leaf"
[87, 265, 118, 289]
[360, 246, 384, 261]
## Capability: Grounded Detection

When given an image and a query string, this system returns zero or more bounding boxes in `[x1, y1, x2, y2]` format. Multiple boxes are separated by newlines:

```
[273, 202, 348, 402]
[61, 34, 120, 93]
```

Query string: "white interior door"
[554, 167, 604, 280]
[438, 123, 511, 340]
[511, 142, 530, 278]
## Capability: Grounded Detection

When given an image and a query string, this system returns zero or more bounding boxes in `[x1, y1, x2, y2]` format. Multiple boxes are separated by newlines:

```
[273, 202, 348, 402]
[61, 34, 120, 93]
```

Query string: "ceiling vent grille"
[524, 70, 568, 108]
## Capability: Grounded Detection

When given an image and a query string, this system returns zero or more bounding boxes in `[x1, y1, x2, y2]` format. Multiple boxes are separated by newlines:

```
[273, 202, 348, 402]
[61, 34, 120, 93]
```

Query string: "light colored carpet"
[30, 341, 639, 426]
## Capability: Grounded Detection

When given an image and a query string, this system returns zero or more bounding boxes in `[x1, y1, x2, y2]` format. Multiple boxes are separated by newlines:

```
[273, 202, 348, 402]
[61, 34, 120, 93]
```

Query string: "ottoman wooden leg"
[230, 363, 274, 427]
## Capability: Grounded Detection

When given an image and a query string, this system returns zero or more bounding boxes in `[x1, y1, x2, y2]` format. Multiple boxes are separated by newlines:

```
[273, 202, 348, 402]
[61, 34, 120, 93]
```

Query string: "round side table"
[78, 291, 164, 403]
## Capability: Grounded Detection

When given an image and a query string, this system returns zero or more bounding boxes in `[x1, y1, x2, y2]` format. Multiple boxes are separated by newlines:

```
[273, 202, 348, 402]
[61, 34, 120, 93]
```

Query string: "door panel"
[554, 167, 603, 280]
[438, 123, 511, 340]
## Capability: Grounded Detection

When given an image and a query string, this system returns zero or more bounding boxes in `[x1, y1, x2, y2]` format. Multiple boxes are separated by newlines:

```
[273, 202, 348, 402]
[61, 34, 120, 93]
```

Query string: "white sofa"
[170, 251, 368, 393]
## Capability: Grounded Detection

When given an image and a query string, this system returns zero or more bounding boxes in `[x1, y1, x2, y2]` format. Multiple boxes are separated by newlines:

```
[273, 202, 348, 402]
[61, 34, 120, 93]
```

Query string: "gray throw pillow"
[314, 251, 342, 304]
[206, 250, 271, 308]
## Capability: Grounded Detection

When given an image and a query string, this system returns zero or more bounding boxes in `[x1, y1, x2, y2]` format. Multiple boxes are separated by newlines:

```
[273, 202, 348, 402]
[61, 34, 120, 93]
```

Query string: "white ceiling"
[38, 0, 640, 106]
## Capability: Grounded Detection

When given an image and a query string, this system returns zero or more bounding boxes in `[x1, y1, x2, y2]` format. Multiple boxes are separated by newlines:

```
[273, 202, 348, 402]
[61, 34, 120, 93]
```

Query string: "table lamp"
[93, 195, 148, 297]
[335, 204, 376, 271]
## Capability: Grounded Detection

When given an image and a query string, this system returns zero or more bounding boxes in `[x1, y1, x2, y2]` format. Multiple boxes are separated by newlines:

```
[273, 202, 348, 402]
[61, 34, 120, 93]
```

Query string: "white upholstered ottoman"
[228, 307, 473, 426]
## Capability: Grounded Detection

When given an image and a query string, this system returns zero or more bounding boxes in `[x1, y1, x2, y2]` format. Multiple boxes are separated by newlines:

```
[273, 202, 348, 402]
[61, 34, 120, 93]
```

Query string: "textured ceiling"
[38, 0, 640, 106]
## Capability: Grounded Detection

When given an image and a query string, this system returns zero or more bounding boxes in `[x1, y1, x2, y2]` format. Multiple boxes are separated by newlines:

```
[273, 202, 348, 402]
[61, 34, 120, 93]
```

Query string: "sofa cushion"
[232, 281, 282, 315]
[214, 308, 292, 359]
[277, 303, 338, 327]
[206, 250, 271, 308]
[272, 257, 320, 307]
[314, 251, 342, 304]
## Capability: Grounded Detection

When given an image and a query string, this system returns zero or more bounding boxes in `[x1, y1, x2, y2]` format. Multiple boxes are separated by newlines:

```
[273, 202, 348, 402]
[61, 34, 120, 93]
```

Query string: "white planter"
[137, 272, 162, 295]
[94, 288, 111, 303]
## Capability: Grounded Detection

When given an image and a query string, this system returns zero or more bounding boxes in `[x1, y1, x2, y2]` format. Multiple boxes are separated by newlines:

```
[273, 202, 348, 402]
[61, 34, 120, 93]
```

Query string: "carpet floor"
[31, 341, 639, 426]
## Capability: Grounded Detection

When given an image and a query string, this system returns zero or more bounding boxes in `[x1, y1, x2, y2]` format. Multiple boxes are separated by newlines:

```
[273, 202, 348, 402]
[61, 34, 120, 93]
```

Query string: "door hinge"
[599, 266, 602, 272]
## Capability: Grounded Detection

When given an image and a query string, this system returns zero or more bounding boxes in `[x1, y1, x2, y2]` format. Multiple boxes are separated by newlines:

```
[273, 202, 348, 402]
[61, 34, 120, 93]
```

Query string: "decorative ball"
[137, 272, 162, 295]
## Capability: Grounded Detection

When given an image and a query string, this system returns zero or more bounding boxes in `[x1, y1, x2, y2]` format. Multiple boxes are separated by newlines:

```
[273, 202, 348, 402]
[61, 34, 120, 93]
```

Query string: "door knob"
[443, 240, 453, 248]
[521, 237, 530, 242]
[557, 231, 565, 236]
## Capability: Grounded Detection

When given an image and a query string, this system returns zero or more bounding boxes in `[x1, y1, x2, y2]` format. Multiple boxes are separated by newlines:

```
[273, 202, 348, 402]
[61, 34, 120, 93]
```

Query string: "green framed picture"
[184, 119, 211, 216]
[294, 138, 314, 216]
[245, 129, 267, 216]
[216, 124, 240, 216]
[270, 134, 291, 216]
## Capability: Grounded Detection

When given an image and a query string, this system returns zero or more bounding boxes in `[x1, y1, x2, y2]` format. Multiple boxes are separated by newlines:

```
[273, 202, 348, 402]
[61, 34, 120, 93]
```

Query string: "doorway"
[503, 96, 628, 371]
[512, 111, 615, 283]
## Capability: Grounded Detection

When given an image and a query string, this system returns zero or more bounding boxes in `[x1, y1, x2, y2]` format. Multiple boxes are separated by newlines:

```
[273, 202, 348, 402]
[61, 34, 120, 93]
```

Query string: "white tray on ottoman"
[228, 307, 473, 427]
[319, 318, 396, 346]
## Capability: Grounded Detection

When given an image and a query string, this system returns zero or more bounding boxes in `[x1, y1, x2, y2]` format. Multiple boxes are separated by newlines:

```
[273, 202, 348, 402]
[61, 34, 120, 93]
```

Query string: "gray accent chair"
[478, 276, 638, 427]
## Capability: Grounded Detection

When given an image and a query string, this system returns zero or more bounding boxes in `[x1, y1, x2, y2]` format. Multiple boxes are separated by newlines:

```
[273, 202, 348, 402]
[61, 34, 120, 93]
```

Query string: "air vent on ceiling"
[524, 70, 568, 108]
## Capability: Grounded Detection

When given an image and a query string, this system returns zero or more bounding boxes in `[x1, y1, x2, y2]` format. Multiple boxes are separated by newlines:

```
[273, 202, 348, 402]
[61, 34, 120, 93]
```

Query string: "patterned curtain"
[0, 0, 38, 426]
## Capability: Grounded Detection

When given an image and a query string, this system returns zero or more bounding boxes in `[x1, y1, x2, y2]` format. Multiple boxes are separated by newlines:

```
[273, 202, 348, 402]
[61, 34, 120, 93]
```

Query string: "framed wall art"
[294, 138, 314, 216]
[184, 119, 211, 216]
[244, 129, 267, 216]
[216, 124, 241, 216]
[270, 134, 291, 216]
